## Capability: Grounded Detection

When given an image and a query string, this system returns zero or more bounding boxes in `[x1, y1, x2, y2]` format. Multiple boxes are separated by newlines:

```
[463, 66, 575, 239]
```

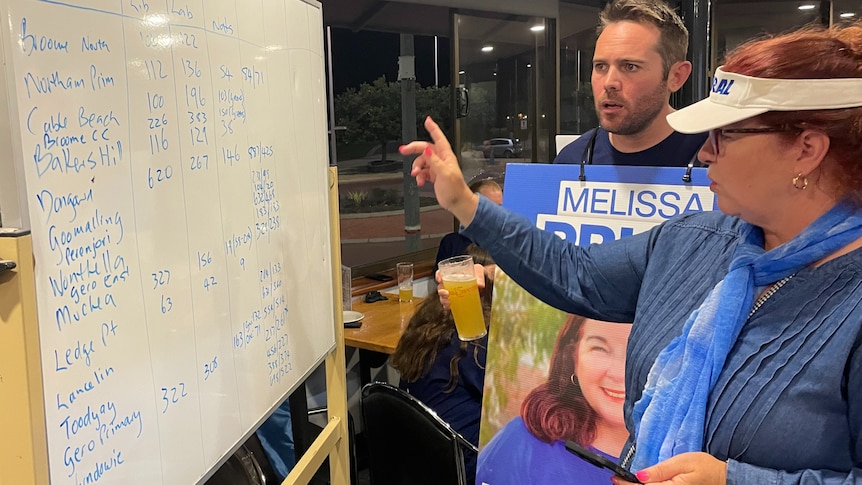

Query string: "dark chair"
[243, 431, 281, 484]
[205, 443, 268, 485]
[360, 382, 478, 485]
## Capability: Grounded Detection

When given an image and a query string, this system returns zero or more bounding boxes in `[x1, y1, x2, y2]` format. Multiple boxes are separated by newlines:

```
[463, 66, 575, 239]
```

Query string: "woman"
[390, 244, 494, 482]
[401, 25, 862, 484]
[478, 314, 631, 484]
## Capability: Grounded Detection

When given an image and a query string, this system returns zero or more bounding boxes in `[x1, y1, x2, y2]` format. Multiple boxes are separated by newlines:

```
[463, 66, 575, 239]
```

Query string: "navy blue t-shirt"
[554, 127, 708, 167]
[434, 232, 473, 272]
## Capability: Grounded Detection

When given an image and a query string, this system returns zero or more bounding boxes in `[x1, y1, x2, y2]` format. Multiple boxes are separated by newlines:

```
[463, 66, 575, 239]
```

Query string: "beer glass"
[396, 262, 413, 302]
[438, 255, 486, 341]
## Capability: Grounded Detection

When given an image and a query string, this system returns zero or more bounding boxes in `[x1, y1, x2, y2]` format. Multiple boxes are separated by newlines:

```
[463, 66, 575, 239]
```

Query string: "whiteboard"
[0, 0, 335, 483]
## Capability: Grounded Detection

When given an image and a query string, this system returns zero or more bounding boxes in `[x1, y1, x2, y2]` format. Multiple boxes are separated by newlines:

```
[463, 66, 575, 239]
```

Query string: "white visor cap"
[667, 67, 862, 134]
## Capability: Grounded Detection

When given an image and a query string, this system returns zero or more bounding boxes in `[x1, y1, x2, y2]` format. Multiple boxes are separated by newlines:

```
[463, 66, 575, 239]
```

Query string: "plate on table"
[343, 310, 364, 324]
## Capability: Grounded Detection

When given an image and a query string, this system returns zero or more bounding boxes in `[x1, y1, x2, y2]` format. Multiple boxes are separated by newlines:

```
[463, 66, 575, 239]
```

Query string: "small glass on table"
[396, 262, 414, 302]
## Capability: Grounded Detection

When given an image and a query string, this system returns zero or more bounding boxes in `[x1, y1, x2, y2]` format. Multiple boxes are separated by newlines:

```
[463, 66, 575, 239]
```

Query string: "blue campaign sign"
[476, 164, 716, 485]
[502, 164, 716, 246]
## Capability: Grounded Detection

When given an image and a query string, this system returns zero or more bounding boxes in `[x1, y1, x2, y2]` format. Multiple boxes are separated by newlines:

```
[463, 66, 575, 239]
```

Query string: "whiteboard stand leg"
[324, 166, 351, 485]
[0, 232, 49, 485]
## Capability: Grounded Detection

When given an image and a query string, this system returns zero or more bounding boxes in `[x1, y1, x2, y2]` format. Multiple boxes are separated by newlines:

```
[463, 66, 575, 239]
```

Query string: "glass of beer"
[396, 262, 413, 302]
[438, 255, 487, 341]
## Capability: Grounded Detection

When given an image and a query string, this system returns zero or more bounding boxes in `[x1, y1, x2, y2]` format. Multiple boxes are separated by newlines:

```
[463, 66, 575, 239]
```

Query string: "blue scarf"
[631, 200, 862, 471]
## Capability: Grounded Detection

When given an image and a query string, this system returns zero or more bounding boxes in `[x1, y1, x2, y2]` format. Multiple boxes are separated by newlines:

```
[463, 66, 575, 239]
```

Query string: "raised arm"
[400, 116, 479, 226]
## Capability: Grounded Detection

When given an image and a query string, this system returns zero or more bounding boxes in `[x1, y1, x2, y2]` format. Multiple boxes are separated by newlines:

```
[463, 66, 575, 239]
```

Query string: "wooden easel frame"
[0, 229, 48, 485]
[283, 168, 350, 485]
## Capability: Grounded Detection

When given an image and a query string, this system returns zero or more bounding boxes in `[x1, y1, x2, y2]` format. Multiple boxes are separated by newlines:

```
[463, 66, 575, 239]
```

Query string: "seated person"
[391, 244, 495, 482]
[255, 400, 295, 481]
[434, 179, 502, 271]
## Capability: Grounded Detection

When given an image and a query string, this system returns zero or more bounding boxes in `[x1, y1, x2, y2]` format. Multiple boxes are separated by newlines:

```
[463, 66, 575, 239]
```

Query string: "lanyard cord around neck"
[578, 127, 702, 183]
[578, 127, 600, 181]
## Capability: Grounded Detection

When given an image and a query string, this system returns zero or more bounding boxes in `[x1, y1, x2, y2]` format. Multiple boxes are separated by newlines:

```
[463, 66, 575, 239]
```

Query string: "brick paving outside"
[339, 207, 453, 242]
[338, 208, 453, 267]
[335, 158, 517, 266]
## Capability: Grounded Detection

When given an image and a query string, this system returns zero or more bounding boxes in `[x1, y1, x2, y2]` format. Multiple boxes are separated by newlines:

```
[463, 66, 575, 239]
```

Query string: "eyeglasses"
[707, 127, 795, 155]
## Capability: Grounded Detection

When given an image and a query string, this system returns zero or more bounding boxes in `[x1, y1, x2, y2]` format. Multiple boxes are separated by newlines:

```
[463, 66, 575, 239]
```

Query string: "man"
[555, 0, 707, 167]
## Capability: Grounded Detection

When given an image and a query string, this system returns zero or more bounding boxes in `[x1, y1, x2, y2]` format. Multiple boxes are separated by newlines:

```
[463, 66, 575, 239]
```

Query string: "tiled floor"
[354, 431, 372, 485]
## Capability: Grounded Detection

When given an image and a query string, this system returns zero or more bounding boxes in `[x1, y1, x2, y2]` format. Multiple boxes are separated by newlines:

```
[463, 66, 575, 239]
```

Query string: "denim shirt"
[463, 196, 862, 484]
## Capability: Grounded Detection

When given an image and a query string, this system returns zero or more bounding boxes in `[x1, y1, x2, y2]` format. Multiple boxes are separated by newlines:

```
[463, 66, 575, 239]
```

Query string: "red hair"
[722, 24, 862, 201]
[520, 314, 598, 445]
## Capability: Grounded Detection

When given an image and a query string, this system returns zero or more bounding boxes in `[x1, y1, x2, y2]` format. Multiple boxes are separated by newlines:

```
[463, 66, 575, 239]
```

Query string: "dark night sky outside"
[330, 28, 451, 95]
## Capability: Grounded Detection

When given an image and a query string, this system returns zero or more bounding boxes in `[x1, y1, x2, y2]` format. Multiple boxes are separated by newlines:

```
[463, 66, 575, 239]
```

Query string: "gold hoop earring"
[793, 173, 808, 190]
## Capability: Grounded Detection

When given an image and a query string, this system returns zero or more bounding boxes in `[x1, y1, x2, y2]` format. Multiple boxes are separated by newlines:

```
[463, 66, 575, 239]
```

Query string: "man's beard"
[597, 81, 668, 136]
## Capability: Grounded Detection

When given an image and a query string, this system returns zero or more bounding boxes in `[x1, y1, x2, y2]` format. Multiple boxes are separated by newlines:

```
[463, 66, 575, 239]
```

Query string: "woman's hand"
[436, 264, 486, 311]
[400, 116, 479, 226]
[612, 453, 727, 485]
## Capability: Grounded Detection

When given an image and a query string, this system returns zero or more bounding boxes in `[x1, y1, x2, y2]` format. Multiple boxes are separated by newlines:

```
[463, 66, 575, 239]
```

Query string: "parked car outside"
[481, 138, 522, 158]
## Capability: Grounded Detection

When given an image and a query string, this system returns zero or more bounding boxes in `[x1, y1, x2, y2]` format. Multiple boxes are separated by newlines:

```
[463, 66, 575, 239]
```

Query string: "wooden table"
[344, 295, 424, 353]
[344, 295, 424, 384]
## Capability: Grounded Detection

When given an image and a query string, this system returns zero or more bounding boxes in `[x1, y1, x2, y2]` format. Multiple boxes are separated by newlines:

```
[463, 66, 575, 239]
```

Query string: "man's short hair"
[597, 0, 689, 78]
[468, 178, 502, 194]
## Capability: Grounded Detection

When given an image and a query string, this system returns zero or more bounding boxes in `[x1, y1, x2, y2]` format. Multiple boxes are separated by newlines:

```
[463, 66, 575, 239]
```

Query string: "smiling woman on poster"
[402, 23, 862, 485]
[477, 315, 631, 484]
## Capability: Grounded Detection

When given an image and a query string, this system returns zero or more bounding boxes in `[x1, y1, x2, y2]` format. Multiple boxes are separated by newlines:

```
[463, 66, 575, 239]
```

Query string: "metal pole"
[818, 0, 832, 26]
[325, 26, 338, 166]
[680, 0, 712, 106]
[400, 34, 420, 252]
[434, 35, 439, 87]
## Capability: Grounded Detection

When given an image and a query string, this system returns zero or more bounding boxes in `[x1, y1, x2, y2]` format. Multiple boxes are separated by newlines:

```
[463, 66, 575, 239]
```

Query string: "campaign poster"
[477, 164, 714, 485]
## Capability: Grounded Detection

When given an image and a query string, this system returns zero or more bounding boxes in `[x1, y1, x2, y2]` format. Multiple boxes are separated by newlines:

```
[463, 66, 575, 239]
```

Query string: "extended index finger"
[399, 140, 430, 156]
[424, 116, 452, 155]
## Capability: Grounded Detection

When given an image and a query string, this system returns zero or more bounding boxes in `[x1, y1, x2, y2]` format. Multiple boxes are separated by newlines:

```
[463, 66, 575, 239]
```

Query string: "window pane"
[330, 29, 448, 268]
[559, 3, 601, 135]
[833, 0, 859, 23]
[454, 13, 552, 191]
[714, 1, 822, 59]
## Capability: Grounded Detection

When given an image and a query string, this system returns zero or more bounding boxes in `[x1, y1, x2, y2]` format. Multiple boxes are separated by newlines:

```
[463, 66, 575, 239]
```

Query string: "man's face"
[591, 21, 670, 136]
